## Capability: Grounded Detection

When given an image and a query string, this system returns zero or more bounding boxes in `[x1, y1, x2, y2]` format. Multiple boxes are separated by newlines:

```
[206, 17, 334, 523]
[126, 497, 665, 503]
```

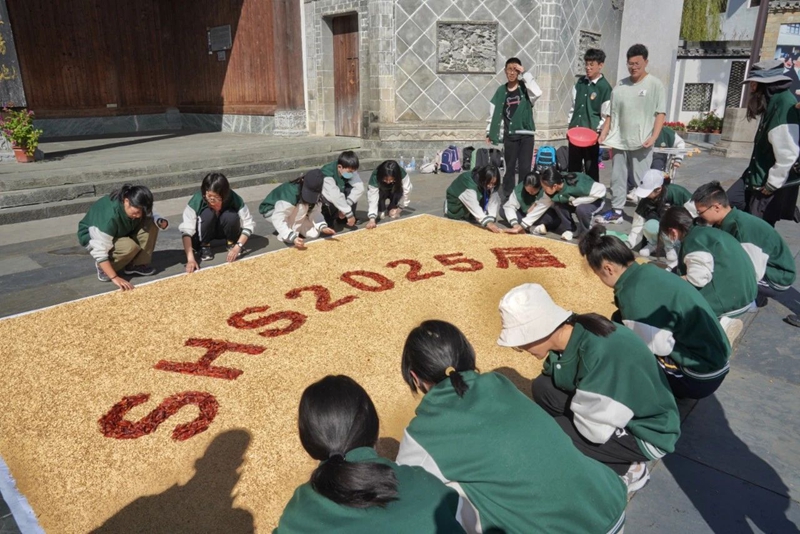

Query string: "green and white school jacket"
[320, 161, 365, 218]
[77, 195, 164, 264]
[273, 447, 465, 534]
[654, 126, 686, 164]
[744, 89, 800, 192]
[444, 172, 502, 226]
[719, 208, 796, 290]
[547, 172, 607, 206]
[614, 262, 731, 381]
[258, 182, 328, 244]
[544, 323, 680, 460]
[676, 225, 758, 318]
[178, 190, 255, 239]
[486, 71, 542, 143]
[569, 75, 612, 131]
[366, 167, 412, 220]
[628, 183, 692, 249]
[502, 182, 552, 229]
[396, 371, 627, 534]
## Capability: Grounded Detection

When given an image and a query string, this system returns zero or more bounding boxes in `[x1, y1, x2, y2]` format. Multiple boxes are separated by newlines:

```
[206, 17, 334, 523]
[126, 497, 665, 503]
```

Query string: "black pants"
[502, 135, 534, 199]
[321, 183, 356, 227]
[655, 357, 726, 400]
[727, 177, 800, 227]
[567, 141, 600, 181]
[379, 188, 404, 213]
[513, 208, 561, 232]
[532, 374, 647, 475]
[551, 199, 605, 237]
[194, 208, 241, 247]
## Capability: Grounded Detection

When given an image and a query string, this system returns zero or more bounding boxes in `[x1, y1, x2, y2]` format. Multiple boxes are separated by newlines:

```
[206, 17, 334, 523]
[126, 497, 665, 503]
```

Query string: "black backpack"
[556, 146, 569, 171]
[473, 147, 504, 169]
[462, 146, 475, 170]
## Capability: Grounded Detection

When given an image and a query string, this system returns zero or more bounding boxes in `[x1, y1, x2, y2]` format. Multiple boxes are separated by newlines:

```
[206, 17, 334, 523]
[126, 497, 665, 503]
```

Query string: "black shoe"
[123, 264, 156, 276]
[784, 314, 800, 328]
[200, 245, 214, 261]
[756, 293, 768, 308]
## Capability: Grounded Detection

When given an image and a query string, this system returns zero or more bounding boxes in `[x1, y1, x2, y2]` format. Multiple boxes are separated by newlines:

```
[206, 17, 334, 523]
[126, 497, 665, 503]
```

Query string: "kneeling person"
[503, 170, 560, 235]
[444, 165, 504, 233]
[366, 160, 412, 229]
[627, 169, 691, 260]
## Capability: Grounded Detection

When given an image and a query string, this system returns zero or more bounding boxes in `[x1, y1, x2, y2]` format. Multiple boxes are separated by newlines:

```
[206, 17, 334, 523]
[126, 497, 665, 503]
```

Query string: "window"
[682, 83, 714, 112]
[726, 61, 747, 108]
[749, 0, 761, 7]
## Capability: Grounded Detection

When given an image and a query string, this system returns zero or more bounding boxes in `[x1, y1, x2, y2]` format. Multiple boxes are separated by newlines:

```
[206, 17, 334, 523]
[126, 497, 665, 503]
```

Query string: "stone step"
[0, 137, 363, 192]
[0, 158, 383, 225]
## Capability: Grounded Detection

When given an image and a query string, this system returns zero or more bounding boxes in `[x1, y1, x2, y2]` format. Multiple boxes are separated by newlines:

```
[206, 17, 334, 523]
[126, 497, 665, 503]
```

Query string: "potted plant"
[665, 121, 687, 133]
[0, 107, 43, 163]
[703, 111, 723, 134]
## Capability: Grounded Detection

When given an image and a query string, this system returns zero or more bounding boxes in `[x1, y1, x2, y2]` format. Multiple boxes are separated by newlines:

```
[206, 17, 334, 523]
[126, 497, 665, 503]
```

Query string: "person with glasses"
[597, 44, 667, 225]
[486, 57, 542, 200]
[78, 184, 168, 290]
[497, 283, 680, 493]
[179, 172, 255, 273]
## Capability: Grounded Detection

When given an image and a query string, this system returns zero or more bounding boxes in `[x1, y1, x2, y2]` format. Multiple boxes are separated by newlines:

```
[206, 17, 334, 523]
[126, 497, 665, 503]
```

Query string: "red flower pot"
[12, 147, 34, 163]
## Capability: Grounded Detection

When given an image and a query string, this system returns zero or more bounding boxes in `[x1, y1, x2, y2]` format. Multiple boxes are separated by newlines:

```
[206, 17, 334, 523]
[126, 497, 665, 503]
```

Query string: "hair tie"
[445, 366, 456, 377]
[328, 451, 345, 460]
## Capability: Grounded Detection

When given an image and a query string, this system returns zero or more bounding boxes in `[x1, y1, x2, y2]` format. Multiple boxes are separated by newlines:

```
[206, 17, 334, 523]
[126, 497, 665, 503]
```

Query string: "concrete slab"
[0, 257, 40, 277]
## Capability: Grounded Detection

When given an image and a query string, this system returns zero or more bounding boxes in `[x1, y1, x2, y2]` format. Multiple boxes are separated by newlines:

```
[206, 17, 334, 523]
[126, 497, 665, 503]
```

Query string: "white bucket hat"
[633, 169, 665, 199]
[497, 284, 572, 347]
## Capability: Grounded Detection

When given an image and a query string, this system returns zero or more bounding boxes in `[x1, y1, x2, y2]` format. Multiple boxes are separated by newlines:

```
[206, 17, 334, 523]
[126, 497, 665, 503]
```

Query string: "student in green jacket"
[320, 151, 365, 229]
[497, 283, 680, 492]
[502, 170, 560, 235]
[259, 170, 335, 249]
[444, 165, 504, 233]
[692, 180, 798, 325]
[273, 375, 465, 534]
[579, 226, 731, 399]
[627, 169, 692, 262]
[486, 57, 542, 199]
[727, 60, 800, 226]
[365, 160, 412, 229]
[397, 320, 627, 534]
[539, 166, 607, 241]
[659, 206, 758, 321]
[568, 48, 612, 181]
[77, 184, 168, 291]
[178, 173, 255, 273]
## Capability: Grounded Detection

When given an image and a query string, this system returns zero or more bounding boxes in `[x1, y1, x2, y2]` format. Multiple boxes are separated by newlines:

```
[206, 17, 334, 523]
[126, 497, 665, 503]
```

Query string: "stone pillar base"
[713, 107, 756, 158]
[273, 110, 308, 137]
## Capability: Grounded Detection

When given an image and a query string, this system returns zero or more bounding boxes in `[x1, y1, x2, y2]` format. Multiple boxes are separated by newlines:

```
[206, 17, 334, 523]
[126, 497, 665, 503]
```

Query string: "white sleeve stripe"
[622, 319, 676, 356]
[571, 389, 634, 444]
[684, 251, 714, 288]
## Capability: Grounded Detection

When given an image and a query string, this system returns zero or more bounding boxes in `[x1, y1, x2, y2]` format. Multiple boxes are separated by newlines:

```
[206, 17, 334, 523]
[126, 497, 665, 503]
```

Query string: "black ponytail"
[110, 184, 153, 218]
[299, 375, 398, 508]
[376, 160, 404, 194]
[473, 165, 501, 193]
[402, 320, 476, 398]
[565, 312, 616, 338]
[538, 166, 578, 188]
[578, 225, 635, 271]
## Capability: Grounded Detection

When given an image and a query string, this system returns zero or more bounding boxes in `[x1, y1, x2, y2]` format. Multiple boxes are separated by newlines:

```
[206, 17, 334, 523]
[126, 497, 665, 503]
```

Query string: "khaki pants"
[110, 219, 159, 272]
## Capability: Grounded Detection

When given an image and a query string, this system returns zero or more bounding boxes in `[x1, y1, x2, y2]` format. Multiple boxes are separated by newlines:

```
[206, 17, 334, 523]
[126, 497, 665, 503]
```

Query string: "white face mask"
[661, 232, 680, 250]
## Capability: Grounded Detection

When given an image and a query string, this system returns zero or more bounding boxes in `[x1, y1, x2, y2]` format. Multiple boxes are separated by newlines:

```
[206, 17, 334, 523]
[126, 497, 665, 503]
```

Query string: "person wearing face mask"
[444, 165, 505, 233]
[365, 160, 412, 229]
[486, 57, 542, 200]
[319, 151, 365, 229]
[727, 60, 800, 227]
[77, 184, 168, 291]
[497, 283, 680, 493]
[578, 226, 731, 399]
[598, 44, 667, 225]
[659, 207, 758, 324]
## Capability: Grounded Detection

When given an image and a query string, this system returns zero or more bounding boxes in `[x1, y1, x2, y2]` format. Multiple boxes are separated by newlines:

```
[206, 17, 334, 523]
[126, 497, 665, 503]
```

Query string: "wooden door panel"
[333, 14, 359, 137]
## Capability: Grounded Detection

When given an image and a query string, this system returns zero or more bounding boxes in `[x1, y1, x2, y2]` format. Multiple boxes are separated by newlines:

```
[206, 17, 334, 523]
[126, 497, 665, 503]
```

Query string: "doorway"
[332, 14, 359, 137]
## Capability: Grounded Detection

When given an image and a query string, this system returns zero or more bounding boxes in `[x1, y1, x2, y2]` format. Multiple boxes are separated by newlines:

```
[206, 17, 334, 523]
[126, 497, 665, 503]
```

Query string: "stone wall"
[763, 7, 800, 62]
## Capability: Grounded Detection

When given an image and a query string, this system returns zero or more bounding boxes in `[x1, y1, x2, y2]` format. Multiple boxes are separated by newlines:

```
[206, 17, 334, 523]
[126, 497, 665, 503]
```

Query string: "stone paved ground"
[0, 147, 798, 532]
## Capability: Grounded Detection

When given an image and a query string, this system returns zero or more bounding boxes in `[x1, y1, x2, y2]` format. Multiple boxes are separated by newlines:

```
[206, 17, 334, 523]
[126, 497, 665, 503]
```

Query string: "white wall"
[669, 57, 748, 124]
[720, 0, 759, 41]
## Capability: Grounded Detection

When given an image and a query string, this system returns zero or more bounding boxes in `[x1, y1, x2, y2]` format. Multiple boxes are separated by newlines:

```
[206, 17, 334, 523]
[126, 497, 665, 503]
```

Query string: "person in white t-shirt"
[598, 44, 667, 224]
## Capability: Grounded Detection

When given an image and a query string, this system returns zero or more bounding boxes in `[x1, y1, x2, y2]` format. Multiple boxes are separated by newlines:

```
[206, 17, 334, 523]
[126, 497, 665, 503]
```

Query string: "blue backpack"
[440, 145, 462, 173]
[535, 145, 557, 167]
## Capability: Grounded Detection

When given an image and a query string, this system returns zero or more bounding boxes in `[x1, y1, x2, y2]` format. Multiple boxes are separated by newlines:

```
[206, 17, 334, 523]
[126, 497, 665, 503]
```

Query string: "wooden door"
[332, 15, 359, 137]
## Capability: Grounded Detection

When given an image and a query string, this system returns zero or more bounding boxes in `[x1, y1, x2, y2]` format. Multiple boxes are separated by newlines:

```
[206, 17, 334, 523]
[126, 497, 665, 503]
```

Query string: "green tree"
[681, 0, 726, 41]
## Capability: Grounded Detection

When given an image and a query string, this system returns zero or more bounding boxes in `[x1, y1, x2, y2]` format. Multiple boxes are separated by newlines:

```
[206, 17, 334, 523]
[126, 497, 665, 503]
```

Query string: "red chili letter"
[434, 253, 484, 272]
[386, 259, 445, 281]
[285, 285, 358, 312]
[153, 338, 266, 380]
[228, 305, 307, 338]
[98, 391, 219, 441]
[490, 247, 566, 269]
[340, 270, 395, 292]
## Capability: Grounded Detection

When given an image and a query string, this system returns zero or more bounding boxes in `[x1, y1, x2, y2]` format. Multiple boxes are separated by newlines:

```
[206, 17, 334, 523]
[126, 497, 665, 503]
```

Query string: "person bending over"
[444, 165, 505, 233]
[539, 166, 606, 241]
[502, 169, 560, 235]
[319, 150, 365, 229]
[366, 160, 413, 229]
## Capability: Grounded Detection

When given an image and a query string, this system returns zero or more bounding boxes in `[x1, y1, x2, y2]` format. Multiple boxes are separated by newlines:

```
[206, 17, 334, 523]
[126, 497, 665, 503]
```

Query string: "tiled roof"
[678, 41, 752, 58]
[771, 1, 800, 13]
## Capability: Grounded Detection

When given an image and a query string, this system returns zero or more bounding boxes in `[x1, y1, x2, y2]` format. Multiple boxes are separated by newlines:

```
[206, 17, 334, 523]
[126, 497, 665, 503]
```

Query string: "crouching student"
[579, 226, 731, 399]
[539, 166, 606, 241]
[503, 170, 561, 235]
[259, 170, 335, 249]
[179, 173, 255, 273]
[444, 165, 505, 233]
[497, 284, 680, 492]
[692, 181, 796, 311]
[273, 375, 465, 534]
[396, 320, 627, 534]
[659, 207, 757, 323]
[77, 184, 168, 291]
[320, 151, 365, 228]
[627, 169, 692, 261]
[366, 160, 412, 229]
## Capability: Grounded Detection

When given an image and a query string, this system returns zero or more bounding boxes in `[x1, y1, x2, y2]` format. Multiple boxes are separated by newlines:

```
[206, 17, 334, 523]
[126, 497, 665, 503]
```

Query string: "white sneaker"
[533, 224, 547, 235]
[720, 316, 744, 345]
[639, 247, 651, 258]
[561, 231, 574, 241]
[621, 462, 650, 494]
